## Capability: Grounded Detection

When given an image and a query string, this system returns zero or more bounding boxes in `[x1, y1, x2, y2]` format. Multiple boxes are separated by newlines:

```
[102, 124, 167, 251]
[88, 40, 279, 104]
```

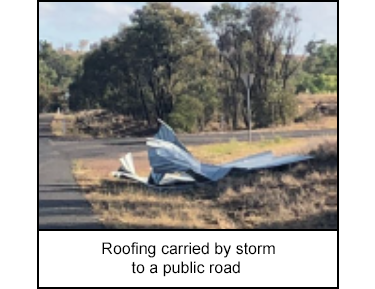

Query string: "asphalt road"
[39, 115, 104, 229]
[38, 114, 337, 229]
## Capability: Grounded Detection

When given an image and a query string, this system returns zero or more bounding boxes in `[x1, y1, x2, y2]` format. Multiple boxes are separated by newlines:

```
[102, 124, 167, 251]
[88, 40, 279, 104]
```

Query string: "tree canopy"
[38, 41, 82, 112]
[297, 41, 338, 94]
[39, 2, 337, 132]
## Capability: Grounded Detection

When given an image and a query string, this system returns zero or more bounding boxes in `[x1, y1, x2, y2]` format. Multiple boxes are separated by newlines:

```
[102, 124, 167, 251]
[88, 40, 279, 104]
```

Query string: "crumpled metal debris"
[113, 120, 313, 187]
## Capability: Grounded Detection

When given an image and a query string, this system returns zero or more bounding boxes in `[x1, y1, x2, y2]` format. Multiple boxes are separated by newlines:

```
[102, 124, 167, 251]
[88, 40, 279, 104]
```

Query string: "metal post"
[272, 102, 275, 137]
[63, 91, 70, 136]
[241, 73, 254, 143]
[248, 74, 254, 143]
[247, 82, 251, 143]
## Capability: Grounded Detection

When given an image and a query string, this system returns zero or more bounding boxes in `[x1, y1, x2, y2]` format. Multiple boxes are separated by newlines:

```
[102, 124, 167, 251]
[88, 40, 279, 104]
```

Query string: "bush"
[168, 95, 204, 133]
[297, 73, 337, 94]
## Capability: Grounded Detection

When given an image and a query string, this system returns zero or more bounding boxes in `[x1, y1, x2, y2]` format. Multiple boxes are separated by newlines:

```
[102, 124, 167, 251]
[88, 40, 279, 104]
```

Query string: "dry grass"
[51, 114, 81, 137]
[73, 161, 236, 229]
[52, 110, 155, 138]
[53, 95, 337, 139]
[255, 117, 337, 133]
[51, 114, 64, 136]
[190, 137, 296, 164]
[297, 93, 337, 106]
[73, 137, 337, 229]
[297, 93, 337, 117]
[215, 155, 337, 228]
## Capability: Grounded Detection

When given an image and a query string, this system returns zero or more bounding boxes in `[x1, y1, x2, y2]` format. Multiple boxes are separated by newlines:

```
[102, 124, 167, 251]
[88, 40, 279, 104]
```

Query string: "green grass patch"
[189, 136, 298, 165]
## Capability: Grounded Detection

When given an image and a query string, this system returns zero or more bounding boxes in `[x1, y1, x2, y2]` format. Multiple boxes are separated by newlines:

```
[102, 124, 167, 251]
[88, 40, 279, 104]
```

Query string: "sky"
[39, 2, 337, 52]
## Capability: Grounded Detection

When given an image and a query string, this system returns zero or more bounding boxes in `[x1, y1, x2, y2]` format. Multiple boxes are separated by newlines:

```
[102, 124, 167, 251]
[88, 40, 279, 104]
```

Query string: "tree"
[297, 41, 337, 93]
[68, 2, 308, 131]
[206, 2, 302, 128]
[245, 3, 301, 127]
[38, 40, 82, 112]
[304, 41, 337, 75]
[205, 3, 248, 130]
[70, 2, 219, 132]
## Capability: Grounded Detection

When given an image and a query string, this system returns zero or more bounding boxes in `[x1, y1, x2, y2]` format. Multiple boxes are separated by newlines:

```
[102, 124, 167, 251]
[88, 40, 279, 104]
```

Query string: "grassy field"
[72, 137, 337, 229]
[188, 136, 333, 164]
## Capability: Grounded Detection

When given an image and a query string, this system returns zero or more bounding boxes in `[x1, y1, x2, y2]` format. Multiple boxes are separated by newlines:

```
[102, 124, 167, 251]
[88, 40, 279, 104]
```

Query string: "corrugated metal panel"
[154, 119, 190, 153]
[113, 121, 314, 187]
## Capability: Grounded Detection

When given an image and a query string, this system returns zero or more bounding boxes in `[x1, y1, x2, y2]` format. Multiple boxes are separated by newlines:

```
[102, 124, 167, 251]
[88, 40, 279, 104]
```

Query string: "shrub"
[168, 95, 204, 133]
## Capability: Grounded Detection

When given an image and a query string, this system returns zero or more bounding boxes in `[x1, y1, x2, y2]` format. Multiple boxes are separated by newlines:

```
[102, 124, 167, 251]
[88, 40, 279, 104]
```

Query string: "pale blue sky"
[39, 2, 337, 52]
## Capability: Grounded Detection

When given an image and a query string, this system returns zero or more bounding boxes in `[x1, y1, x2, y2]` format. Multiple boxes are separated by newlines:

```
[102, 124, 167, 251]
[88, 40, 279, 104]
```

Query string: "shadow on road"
[39, 184, 82, 193]
[38, 199, 94, 216]
[39, 184, 106, 230]
[39, 223, 106, 230]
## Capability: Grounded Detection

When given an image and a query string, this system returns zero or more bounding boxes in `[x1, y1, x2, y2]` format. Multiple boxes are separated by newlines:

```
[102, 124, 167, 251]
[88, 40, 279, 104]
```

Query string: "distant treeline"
[39, 2, 337, 132]
[38, 42, 82, 113]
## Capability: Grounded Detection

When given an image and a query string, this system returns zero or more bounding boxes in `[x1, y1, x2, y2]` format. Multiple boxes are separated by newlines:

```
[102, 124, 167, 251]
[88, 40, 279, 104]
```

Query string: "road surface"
[38, 114, 337, 229]
[39, 115, 104, 229]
